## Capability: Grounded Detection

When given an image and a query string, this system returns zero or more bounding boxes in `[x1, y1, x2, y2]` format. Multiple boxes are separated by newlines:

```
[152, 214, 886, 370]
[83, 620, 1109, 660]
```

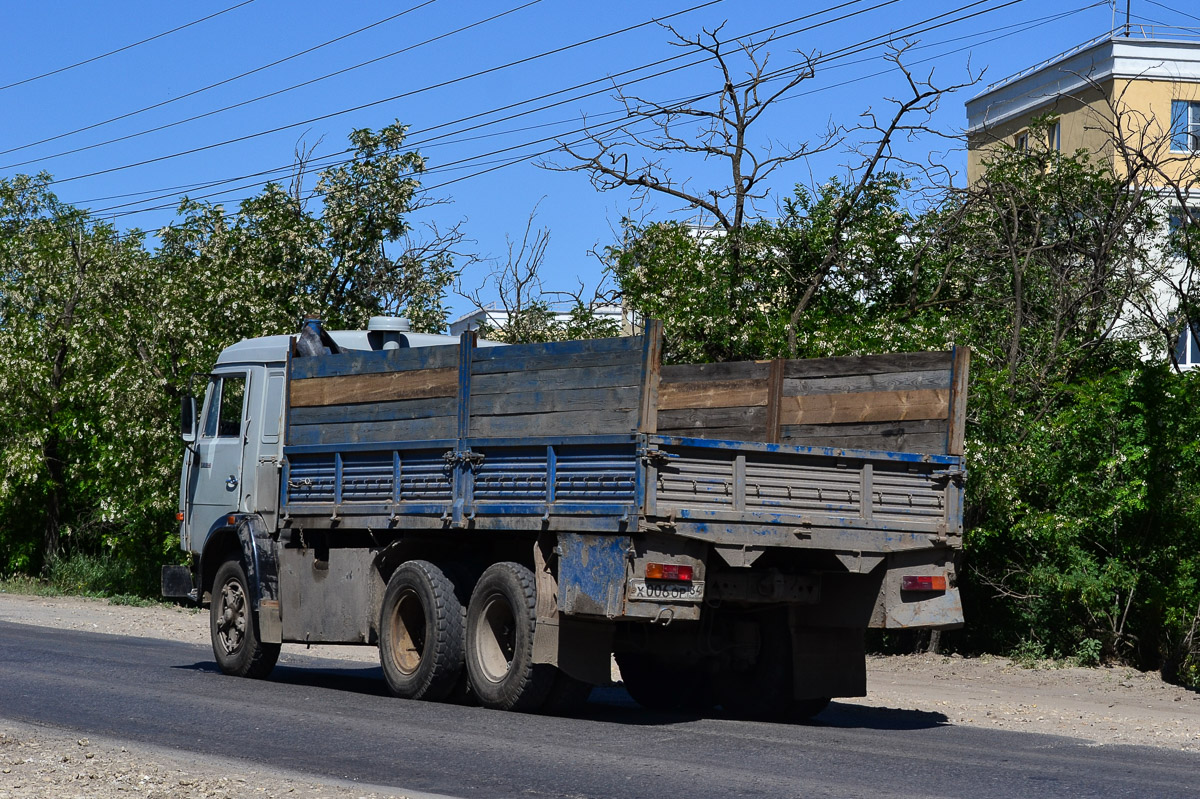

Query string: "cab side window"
[201, 375, 247, 439]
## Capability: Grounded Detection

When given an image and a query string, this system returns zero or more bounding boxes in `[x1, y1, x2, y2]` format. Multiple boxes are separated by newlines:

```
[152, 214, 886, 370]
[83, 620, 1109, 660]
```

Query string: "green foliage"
[609, 174, 955, 364]
[607, 115, 1200, 681]
[475, 303, 620, 345]
[0, 122, 461, 596]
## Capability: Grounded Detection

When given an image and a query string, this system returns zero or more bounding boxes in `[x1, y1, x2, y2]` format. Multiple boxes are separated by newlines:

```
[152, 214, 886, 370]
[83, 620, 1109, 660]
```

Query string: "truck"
[164, 316, 969, 718]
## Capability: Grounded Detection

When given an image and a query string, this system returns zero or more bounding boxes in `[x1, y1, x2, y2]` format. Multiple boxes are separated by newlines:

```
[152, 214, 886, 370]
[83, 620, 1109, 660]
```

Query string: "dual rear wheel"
[379, 560, 574, 712]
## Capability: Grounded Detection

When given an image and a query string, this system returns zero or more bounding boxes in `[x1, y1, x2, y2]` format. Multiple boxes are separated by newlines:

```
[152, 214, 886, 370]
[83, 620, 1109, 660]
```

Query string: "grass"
[1, 552, 171, 609]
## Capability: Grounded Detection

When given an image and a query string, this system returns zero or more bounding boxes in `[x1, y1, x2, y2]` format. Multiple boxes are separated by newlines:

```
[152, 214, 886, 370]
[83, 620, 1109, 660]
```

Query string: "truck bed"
[278, 326, 967, 553]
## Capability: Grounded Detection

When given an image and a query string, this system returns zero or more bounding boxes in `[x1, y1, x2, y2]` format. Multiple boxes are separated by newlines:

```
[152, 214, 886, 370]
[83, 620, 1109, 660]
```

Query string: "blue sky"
[3, 0, 1194, 323]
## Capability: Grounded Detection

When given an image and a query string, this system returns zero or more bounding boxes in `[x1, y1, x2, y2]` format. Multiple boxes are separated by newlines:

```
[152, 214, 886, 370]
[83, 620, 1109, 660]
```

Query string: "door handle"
[226, 475, 238, 491]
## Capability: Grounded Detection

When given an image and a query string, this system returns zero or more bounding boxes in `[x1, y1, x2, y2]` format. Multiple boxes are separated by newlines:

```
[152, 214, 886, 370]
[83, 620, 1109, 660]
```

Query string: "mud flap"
[788, 617, 867, 700]
[160, 565, 194, 599]
[235, 515, 282, 644]
[533, 535, 617, 685]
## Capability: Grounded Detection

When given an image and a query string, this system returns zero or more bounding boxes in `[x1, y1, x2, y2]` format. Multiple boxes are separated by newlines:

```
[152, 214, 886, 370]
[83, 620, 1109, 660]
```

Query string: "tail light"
[646, 562, 694, 582]
[901, 575, 947, 592]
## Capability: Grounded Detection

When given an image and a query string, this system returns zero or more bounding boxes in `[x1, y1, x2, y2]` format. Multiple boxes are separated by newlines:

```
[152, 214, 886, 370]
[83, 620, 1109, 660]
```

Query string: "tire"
[791, 697, 832, 720]
[379, 560, 465, 702]
[715, 610, 792, 721]
[210, 559, 280, 679]
[464, 562, 553, 711]
[540, 668, 593, 716]
[615, 651, 712, 713]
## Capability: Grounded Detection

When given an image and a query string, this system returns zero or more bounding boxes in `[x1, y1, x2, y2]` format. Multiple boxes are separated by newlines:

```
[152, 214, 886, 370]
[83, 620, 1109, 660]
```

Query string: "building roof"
[967, 31, 1200, 134]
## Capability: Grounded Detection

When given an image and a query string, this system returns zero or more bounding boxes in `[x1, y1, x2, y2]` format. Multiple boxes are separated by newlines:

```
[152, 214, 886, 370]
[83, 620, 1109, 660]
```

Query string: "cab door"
[186, 371, 250, 543]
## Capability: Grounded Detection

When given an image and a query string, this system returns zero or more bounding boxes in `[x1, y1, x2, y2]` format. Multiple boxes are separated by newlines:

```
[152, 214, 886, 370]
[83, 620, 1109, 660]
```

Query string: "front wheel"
[210, 559, 279, 679]
[464, 562, 553, 711]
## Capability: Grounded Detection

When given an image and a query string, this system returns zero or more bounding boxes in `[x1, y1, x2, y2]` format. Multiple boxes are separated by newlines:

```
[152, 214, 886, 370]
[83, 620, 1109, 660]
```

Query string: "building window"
[1175, 322, 1200, 368]
[1171, 100, 1200, 152]
[1048, 121, 1060, 151]
[1015, 132, 1029, 151]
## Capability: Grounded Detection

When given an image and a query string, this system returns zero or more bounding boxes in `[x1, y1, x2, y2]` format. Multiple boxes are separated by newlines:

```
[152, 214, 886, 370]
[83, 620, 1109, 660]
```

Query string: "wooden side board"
[287, 332, 651, 446]
[290, 367, 457, 407]
[654, 349, 969, 455]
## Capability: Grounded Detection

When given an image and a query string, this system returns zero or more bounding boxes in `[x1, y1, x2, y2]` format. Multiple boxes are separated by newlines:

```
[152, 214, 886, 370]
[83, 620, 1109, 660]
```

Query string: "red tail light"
[646, 562, 694, 582]
[901, 575, 947, 592]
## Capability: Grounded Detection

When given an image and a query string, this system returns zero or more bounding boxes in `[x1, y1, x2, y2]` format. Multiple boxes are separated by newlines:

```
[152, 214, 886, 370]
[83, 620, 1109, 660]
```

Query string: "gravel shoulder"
[2, 591, 1199, 798]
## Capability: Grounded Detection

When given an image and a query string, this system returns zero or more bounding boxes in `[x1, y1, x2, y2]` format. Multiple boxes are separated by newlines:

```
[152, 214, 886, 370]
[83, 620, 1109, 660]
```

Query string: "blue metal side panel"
[473, 447, 548, 501]
[554, 445, 638, 503]
[286, 456, 337, 503]
[648, 433, 962, 466]
[557, 532, 630, 618]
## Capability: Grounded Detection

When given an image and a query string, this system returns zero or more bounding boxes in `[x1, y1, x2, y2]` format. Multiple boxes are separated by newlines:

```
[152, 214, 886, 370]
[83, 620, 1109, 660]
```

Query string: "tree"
[555, 27, 973, 361]
[0, 121, 471, 588]
[551, 25, 835, 359]
[0, 174, 149, 573]
[461, 205, 618, 344]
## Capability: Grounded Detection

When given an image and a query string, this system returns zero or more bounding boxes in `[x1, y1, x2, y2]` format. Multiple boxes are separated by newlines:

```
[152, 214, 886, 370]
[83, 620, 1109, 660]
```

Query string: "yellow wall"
[967, 82, 1116, 183]
[968, 77, 1200, 185]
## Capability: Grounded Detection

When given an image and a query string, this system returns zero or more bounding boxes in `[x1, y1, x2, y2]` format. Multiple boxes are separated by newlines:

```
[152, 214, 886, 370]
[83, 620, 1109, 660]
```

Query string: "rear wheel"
[210, 559, 279, 679]
[541, 668, 593, 715]
[715, 610, 792, 721]
[615, 651, 712, 713]
[379, 560, 465, 702]
[464, 562, 553, 711]
[791, 697, 832, 720]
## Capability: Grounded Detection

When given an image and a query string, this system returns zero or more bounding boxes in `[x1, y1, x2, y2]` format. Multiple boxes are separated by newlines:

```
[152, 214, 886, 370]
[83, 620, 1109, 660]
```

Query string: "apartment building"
[966, 28, 1200, 365]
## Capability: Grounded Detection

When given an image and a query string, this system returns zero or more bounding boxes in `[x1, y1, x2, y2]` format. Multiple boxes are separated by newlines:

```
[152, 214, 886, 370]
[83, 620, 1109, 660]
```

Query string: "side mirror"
[181, 395, 197, 443]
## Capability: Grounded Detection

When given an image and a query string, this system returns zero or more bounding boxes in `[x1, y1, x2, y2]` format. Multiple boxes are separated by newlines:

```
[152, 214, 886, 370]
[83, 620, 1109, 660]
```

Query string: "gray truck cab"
[177, 318, 463, 566]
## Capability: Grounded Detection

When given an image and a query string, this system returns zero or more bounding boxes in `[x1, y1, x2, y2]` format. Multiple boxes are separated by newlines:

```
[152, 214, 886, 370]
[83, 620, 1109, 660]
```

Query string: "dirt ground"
[2, 592, 1198, 798]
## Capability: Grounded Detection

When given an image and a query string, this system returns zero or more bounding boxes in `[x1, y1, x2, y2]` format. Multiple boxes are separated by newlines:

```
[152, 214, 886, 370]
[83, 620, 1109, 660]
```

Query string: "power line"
[0, 0, 443, 159]
[66, 0, 897, 205]
[27, 0, 744, 187]
[0, 1, 257, 93]
[98, 0, 1035, 223]
[1144, 1, 1200, 27]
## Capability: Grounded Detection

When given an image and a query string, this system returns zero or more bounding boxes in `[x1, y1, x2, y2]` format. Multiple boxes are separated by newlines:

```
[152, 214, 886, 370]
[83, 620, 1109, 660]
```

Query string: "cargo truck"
[164, 316, 968, 718]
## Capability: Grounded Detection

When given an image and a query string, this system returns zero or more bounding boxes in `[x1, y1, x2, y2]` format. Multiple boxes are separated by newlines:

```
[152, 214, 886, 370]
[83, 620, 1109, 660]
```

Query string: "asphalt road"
[1, 621, 1197, 799]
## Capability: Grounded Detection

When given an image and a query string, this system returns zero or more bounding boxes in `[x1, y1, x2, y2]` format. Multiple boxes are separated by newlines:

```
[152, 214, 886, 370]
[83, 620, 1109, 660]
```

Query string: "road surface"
[1, 621, 1196, 798]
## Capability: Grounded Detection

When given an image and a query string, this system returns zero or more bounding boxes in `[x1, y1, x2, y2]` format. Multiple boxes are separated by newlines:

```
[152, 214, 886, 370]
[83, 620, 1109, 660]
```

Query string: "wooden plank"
[471, 335, 642, 374]
[286, 416, 458, 446]
[657, 406, 768, 433]
[782, 351, 951, 380]
[660, 360, 770, 383]
[782, 431, 949, 455]
[781, 418, 948, 438]
[289, 396, 454, 426]
[657, 379, 769, 411]
[946, 346, 971, 457]
[656, 425, 768, 442]
[470, 361, 643, 395]
[470, 386, 641, 416]
[289, 343, 459, 379]
[765, 359, 784, 444]
[782, 368, 951, 398]
[469, 409, 637, 438]
[637, 319, 663, 434]
[778, 388, 949, 426]
[289, 367, 457, 407]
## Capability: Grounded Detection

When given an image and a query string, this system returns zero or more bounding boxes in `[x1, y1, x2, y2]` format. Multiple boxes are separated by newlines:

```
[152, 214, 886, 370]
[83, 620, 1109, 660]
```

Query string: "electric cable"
[95, 0, 1041, 222]
[0, 0, 444, 159]
[0, 1, 256, 92]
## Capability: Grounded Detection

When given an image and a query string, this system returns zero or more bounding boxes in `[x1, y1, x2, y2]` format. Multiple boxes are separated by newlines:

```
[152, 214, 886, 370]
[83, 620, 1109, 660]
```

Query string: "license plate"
[628, 578, 705, 602]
